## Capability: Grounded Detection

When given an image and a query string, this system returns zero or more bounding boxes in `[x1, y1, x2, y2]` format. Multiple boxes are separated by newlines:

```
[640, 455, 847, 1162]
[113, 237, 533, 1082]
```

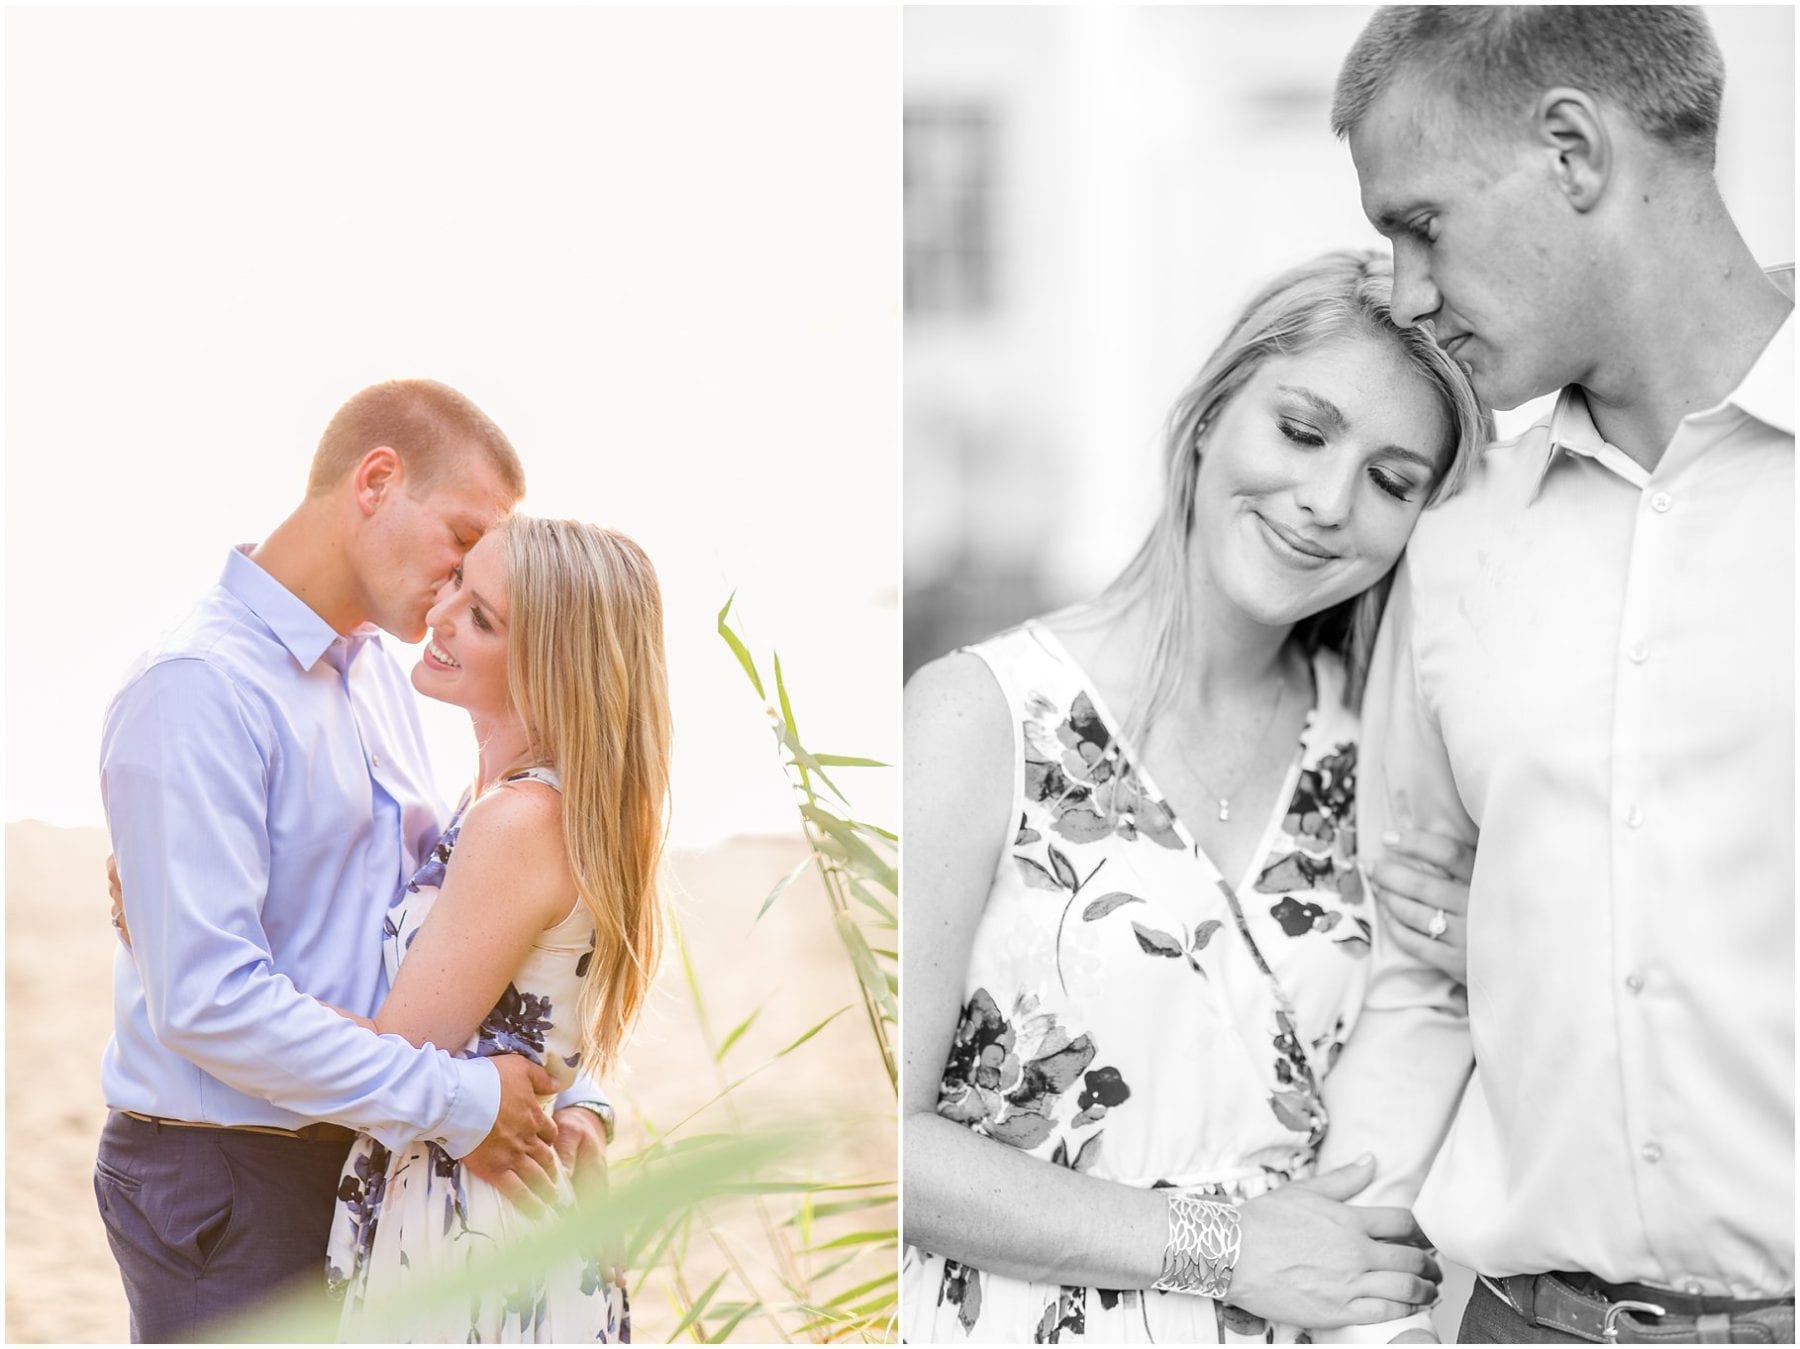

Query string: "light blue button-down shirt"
[99, 548, 503, 1155]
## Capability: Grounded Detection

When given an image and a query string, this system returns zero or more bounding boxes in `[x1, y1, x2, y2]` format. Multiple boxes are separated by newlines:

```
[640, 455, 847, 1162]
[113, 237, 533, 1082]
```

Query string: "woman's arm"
[372, 780, 576, 1054]
[902, 654, 1437, 1328]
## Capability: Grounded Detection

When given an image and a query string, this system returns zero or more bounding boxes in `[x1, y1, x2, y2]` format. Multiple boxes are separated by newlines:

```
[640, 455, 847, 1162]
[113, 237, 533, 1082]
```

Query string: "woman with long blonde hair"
[324, 514, 671, 1343]
[903, 251, 1488, 1343]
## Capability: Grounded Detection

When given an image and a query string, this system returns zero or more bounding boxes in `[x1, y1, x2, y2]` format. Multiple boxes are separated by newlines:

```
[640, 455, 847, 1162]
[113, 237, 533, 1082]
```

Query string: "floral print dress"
[902, 623, 1372, 1345]
[326, 767, 628, 1343]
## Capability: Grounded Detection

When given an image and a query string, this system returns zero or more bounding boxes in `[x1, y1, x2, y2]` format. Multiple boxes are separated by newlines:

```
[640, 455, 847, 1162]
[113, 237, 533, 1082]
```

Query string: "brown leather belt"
[120, 1110, 356, 1145]
[1484, 1271, 1795, 1344]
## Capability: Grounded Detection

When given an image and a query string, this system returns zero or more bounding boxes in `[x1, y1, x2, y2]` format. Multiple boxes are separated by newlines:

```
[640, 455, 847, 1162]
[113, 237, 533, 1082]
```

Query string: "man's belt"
[1484, 1271, 1795, 1344]
[119, 1110, 356, 1145]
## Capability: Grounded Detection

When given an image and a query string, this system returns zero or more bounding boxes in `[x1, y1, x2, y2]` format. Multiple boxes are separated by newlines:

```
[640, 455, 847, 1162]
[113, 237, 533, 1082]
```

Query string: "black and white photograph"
[902, 6, 1793, 1345]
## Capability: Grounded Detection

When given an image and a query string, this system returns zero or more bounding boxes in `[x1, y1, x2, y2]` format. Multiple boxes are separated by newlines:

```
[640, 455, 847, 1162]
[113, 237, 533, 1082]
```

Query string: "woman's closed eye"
[1278, 419, 1326, 448]
[1368, 465, 1420, 502]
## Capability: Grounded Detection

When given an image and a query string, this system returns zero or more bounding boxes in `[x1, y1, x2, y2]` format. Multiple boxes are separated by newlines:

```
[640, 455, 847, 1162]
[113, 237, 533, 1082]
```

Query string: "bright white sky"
[5, 7, 900, 848]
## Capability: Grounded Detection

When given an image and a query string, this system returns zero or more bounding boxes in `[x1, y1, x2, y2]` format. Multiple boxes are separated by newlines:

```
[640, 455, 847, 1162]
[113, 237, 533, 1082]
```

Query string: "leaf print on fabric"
[1269, 1009, 1328, 1146]
[1080, 892, 1143, 921]
[1015, 856, 1063, 892]
[1284, 743, 1357, 850]
[1131, 922, 1183, 958]
[408, 822, 461, 893]
[1016, 813, 1041, 846]
[1070, 1065, 1131, 1128]
[1034, 1287, 1087, 1343]
[1191, 919, 1223, 950]
[940, 1259, 983, 1334]
[1256, 850, 1341, 898]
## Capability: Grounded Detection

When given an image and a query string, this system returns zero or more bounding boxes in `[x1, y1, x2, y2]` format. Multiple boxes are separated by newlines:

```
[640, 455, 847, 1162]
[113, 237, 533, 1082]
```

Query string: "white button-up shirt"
[1321, 278, 1794, 1306]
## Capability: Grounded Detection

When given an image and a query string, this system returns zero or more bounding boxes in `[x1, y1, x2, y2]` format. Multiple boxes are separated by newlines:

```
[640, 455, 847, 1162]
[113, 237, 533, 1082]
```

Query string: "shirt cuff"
[1311, 1310, 1436, 1343]
[439, 1056, 503, 1159]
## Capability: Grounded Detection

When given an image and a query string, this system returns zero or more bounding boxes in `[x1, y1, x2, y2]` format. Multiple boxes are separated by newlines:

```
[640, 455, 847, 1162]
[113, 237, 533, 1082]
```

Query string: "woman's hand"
[1228, 1155, 1441, 1328]
[1368, 828, 1473, 984]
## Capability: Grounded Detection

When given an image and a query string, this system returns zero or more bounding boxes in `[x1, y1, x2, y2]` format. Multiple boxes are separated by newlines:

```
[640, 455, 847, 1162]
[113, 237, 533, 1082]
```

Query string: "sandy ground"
[6, 821, 896, 1344]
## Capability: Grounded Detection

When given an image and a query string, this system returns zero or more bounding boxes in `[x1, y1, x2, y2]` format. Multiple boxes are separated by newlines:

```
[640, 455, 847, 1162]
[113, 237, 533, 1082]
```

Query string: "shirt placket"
[1606, 443, 1709, 1291]
[332, 638, 408, 915]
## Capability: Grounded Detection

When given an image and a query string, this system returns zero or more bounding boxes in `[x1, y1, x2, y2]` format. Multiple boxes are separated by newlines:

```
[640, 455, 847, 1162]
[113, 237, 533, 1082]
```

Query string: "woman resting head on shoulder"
[327, 513, 672, 1344]
[901, 250, 1488, 1345]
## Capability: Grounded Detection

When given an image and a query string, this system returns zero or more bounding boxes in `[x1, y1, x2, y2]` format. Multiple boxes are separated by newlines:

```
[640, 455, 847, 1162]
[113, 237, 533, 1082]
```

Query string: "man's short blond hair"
[307, 379, 526, 499]
[1332, 6, 1725, 168]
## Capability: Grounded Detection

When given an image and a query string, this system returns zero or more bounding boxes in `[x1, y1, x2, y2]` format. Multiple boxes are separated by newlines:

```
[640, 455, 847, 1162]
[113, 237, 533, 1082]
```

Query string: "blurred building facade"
[904, 5, 1795, 676]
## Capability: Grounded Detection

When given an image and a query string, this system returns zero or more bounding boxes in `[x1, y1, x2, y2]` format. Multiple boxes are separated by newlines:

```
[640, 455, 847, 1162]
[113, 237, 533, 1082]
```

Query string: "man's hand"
[461, 1055, 561, 1217]
[106, 853, 132, 948]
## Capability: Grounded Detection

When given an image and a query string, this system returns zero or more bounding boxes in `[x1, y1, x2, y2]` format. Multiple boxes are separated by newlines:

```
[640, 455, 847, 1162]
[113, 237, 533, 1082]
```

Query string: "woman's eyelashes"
[1277, 418, 1326, 448]
[471, 607, 492, 633]
[1277, 417, 1418, 503]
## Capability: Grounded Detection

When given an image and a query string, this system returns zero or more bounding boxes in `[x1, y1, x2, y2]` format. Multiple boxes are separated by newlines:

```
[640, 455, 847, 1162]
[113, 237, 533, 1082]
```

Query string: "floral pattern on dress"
[326, 767, 625, 1343]
[903, 624, 1374, 1345]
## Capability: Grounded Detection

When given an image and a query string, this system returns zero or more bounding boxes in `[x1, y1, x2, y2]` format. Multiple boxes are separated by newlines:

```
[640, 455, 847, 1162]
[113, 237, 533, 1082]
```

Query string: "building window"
[904, 104, 996, 318]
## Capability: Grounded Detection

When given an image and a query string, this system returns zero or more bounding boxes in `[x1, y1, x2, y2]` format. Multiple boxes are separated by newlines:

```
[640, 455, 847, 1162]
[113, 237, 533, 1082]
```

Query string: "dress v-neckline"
[1025, 620, 1319, 898]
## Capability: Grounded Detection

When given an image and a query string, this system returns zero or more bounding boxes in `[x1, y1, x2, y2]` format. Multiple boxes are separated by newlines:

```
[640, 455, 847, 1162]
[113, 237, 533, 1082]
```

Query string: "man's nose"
[1389, 242, 1441, 329]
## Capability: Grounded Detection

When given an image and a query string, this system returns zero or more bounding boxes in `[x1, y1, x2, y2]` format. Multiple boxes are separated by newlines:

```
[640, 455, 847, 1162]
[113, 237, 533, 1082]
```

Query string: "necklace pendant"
[1218, 799, 1230, 822]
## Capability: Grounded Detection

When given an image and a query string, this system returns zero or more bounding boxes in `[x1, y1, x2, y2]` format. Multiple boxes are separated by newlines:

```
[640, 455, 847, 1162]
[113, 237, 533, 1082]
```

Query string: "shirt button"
[1624, 972, 1645, 994]
[1685, 1281, 1705, 1296]
[1625, 804, 1644, 829]
[1642, 1142, 1663, 1163]
[371, 753, 382, 769]
[1628, 644, 1649, 664]
[1650, 491, 1673, 513]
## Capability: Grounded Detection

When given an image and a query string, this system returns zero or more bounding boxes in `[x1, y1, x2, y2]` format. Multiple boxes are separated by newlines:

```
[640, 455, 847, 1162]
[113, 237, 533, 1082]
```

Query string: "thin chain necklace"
[1176, 669, 1291, 823]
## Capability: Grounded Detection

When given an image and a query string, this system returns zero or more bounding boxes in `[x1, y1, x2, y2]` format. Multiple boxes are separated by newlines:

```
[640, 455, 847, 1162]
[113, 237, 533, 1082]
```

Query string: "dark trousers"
[1461, 1277, 1587, 1343]
[1461, 1273, 1797, 1344]
[94, 1111, 354, 1343]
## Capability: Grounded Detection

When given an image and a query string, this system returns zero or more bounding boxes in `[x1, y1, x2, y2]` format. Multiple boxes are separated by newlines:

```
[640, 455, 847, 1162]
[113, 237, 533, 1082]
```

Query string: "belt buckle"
[1600, 1298, 1667, 1342]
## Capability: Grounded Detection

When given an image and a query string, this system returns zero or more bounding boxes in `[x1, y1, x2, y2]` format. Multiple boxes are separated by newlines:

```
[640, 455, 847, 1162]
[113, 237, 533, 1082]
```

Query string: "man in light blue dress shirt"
[97, 380, 614, 1341]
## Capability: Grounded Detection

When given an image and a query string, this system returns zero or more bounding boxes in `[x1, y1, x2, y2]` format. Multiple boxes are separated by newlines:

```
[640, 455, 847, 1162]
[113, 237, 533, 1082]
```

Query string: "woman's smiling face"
[412, 529, 513, 718]
[1190, 331, 1452, 628]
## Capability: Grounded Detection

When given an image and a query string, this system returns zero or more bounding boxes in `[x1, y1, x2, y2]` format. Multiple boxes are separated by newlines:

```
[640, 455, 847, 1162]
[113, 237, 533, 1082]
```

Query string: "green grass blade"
[716, 593, 766, 699]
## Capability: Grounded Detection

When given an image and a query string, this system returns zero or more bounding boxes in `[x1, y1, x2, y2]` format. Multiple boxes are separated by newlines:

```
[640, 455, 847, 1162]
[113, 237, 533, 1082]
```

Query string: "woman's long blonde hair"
[1093, 250, 1491, 742]
[504, 515, 671, 1079]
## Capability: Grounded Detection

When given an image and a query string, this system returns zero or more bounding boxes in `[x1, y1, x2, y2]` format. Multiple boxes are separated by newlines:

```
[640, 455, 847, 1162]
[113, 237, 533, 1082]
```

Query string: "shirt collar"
[220, 545, 351, 674]
[1531, 263, 1796, 498]
[1724, 269, 1793, 436]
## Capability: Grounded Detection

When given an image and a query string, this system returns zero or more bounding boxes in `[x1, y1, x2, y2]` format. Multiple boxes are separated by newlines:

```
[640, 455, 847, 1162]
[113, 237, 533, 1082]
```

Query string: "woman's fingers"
[1355, 1205, 1427, 1246]
[1377, 887, 1464, 941]
[1357, 1270, 1441, 1308]
[1366, 1238, 1441, 1284]
[1382, 909, 1466, 981]
[1369, 856, 1468, 915]
[1380, 827, 1474, 882]
[1344, 1298, 1427, 1325]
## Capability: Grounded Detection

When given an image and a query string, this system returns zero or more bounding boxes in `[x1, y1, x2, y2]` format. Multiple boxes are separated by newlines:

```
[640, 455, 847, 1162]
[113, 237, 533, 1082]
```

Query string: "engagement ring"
[1426, 908, 1448, 941]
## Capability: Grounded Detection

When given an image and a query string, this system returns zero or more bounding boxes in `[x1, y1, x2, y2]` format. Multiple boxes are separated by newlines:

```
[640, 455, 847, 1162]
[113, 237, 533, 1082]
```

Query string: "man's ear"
[1534, 87, 1610, 213]
[351, 446, 404, 517]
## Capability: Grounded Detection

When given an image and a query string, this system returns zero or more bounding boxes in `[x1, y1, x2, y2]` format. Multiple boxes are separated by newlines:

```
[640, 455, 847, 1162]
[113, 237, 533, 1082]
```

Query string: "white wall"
[6, 7, 902, 847]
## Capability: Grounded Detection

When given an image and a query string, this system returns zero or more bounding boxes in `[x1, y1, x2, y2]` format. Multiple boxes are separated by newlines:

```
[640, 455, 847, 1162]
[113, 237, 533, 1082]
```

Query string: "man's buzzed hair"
[308, 378, 526, 499]
[1332, 6, 1725, 167]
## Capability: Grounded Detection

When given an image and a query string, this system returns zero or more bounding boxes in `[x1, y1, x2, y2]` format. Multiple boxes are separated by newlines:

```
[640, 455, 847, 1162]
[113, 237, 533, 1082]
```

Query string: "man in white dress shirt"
[1316, 8, 1794, 1344]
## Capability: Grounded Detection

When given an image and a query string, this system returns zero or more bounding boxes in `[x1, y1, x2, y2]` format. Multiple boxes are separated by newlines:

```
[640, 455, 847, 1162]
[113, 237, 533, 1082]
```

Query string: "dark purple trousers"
[93, 1110, 353, 1343]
